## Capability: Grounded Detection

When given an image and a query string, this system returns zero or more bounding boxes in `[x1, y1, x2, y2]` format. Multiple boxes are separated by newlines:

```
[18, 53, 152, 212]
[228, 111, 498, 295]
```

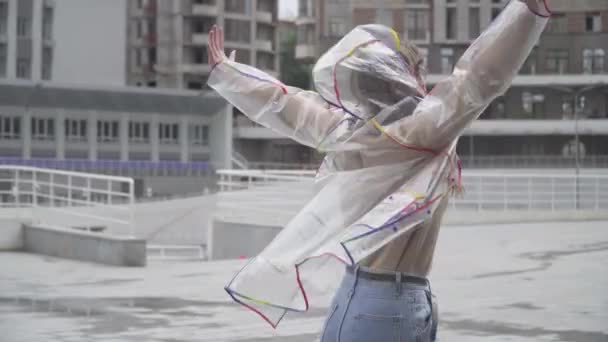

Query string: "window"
[42, 7, 53, 40]
[0, 44, 6, 77]
[135, 48, 142, 67]
[491, 8, 501, 21]
[257, 23, 274, 41]
[65, 119, 87, 142]
[562, 97, 574, 119]
[406, 10, 429, 41]
[521, 49, 537, 74]
[159, 123, 179, 144]
[297, 26, 314, 44]
[225, 0, 251, 14]
[42, 47, 52, 80]
[193, 47, 208, 64]
[446, 7, 457, 40]
[194, 0, 216, 4]
[0, 2, 8, 36]
[191, 124, 209, 145]
[329, 18, 347, 37]
[193, 17, 215, 34]
[136, 20, 143, 38]
[522, 92, 545, 118]
[376, 9, 392, 27]
[128, 121, 150, 143]
[16, 58, 31, 79]
[257, 0, 274, 13]
[225, 19, 250, 42]
[546, 13, 567, 33]
[469, 7, 480, 39]
[0, 116, 21, 140]
[137, 0, 143, 9]
[17, 17, 30, 37]
[256, 52, 274, 70]
[31, 118, 55, 141]
[299, 0, 315, 17]
[585, 13, 602, 33]
[97, 120, 119, 142]
[440, 48, 454, 74]
[546, 49, 568, 74]
[583, 49, 605, 73]
[187, 81, 204, 90]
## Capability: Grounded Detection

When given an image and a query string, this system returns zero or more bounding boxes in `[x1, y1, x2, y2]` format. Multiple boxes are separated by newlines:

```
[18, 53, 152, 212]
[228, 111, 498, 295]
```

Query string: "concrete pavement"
[1, 221, 607, 341]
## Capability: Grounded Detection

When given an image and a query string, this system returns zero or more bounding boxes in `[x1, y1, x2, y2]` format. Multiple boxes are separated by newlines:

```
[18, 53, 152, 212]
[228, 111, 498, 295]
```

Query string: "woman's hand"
[208, 25, 236, 66]
[521, 0, 551, 17]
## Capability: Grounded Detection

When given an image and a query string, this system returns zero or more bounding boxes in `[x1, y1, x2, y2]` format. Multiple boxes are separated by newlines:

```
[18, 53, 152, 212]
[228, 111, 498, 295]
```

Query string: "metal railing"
[216, 169, 608, 215]
[0, 165, 136, 236]
[460, 155, 608, 169]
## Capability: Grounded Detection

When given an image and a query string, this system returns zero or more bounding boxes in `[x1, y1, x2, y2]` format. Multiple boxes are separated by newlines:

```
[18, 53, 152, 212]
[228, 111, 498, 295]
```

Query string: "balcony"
[178, 63, 212, 74]
[255, 11, 273, 23]
[192, 33, 209, 45]
[255, 39, 273, 52]
[234, 126, 281, 139]
[426, 74, 608, 87]
[193, 4, 218, 15]
[463, 119, 608, 136]
[295, 17, 315, 25]
[295, 44, 316, 59]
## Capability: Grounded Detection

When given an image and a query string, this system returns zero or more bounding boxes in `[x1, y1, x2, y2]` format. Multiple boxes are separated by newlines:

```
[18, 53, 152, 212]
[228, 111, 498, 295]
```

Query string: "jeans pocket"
[414, 293, 433, 341]
[341, 313, 401, 342]
[320, 303, 340, 342]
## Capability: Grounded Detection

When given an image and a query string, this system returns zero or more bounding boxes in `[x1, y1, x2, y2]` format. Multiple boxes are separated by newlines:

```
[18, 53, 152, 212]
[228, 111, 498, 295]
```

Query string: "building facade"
[240, 0, 608, 167]
[0, 0, 129, 86]
[0, 0, 55, 81]
[126, 0, 280, 90]
[0, 80, 231, 195]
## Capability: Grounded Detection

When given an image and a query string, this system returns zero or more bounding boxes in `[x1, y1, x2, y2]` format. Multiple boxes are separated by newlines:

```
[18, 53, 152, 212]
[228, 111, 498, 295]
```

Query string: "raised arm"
[207, 26, 342, 149]
[388, 0, 551, 151]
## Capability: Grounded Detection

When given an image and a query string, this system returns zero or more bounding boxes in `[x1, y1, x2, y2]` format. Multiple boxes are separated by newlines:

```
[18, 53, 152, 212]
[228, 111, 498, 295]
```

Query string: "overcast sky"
[279, 0, 298, 19]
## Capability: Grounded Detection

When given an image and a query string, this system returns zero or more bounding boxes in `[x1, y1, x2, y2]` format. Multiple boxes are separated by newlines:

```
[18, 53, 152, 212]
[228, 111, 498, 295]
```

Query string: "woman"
[207, 0, 551, 340]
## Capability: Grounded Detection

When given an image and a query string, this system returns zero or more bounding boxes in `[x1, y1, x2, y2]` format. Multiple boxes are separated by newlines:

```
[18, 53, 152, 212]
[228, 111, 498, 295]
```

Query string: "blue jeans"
[320, 266, 436, 342]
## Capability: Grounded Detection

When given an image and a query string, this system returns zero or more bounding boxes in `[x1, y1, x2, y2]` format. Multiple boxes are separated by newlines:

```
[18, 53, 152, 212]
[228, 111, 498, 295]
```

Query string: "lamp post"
[549, 84, 606, 209]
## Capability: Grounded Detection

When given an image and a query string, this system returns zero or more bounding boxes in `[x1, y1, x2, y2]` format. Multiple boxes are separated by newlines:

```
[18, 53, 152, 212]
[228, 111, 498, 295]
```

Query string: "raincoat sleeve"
[207, 61, 342, 149]
[389, 0, 550, 152]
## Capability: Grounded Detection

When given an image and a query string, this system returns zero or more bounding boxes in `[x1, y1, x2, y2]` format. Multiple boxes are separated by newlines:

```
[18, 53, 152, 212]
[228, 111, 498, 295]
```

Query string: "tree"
[279, 32, 312, 90]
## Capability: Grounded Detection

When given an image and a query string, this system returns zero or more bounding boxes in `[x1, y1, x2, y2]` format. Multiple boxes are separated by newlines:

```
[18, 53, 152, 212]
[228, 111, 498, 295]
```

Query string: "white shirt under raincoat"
[208, 0, 550, 328]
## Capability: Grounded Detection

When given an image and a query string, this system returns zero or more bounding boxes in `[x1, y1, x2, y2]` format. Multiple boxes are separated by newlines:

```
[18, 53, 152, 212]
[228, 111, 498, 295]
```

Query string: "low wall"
[0, 218, 24, 250]
[23, 224, 146, 267]
[208, 220, 281, 260]
[444, 209, 608, 225]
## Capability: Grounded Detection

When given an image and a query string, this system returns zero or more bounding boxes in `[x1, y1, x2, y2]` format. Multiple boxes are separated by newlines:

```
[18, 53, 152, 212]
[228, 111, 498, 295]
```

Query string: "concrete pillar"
[151, 114, 159, 162]
[209, 104, 233, 169]
[251, 0, 257, 67]
[55, 109, 65, 159]
[120, 114, 129, 161]
[31, 0, 42, 81]
[22, 110, 32, 159]
[6, 0, 18, 79]
[179, 115, 189, 162]
[88, 111, 97, 161]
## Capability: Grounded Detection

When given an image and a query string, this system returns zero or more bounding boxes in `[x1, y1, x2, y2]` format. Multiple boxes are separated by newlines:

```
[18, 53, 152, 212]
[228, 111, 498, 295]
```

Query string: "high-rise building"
[258, 0, 608, 168]
[0, 0, 129, 86]
[126, 0, 280, 90]
[0, 0, 55, 81]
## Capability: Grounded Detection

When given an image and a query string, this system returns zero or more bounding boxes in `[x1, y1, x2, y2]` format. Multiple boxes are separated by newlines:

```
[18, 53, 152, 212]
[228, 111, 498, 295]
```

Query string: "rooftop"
[1, 220, 607, 341]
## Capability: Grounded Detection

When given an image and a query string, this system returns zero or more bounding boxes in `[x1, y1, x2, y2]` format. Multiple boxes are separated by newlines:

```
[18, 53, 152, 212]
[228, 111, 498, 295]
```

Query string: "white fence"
[0, 165, 135, 236]
[216, 169, 608, 217]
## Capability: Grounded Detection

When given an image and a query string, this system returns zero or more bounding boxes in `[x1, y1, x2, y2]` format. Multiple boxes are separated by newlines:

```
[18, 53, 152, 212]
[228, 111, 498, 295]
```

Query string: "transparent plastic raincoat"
[208, 0, 550, 328]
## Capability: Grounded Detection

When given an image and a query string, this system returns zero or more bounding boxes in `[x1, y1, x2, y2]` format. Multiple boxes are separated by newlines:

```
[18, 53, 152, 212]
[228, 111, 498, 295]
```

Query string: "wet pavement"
[1, 221, 607, 341]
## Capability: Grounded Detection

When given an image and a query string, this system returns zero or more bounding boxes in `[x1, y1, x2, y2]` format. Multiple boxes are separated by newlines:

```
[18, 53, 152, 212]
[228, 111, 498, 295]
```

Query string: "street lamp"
[549, 84, 606, 209]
